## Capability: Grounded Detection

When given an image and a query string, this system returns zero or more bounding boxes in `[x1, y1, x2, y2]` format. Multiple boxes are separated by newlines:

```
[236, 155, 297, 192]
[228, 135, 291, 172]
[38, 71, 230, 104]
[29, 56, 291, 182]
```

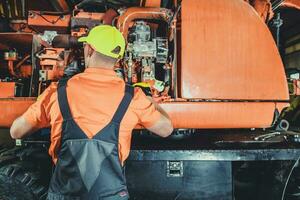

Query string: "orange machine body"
[28, 11, 71, 33]
[0, 82, 16, 98]
[0, 0, 290, 129]
[174, 0, 289, 128]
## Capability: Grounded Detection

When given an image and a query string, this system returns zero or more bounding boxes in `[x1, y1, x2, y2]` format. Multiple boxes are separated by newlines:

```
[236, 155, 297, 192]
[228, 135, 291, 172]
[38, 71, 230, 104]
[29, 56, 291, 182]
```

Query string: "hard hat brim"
[78, 36, 87, 42]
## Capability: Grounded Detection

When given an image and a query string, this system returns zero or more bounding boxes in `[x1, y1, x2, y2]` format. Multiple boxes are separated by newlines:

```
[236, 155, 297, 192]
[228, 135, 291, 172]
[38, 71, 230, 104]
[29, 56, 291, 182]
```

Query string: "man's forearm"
[10, 116, 37, 139]
[147, 97, 171, 120]
[145, 96, 173, 137]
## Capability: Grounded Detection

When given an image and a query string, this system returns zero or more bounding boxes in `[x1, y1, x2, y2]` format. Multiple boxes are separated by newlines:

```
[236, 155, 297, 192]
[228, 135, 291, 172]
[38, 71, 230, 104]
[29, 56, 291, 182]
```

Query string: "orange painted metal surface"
[0, 82, 15, 98]
[0, 98, 288, 129]
[160, 101, 288, 129]
[38, 48, 65, 81]
[141, 0, 161, 7]
[282, 0, 300, 10]
[0, 98, 36, 127]
[28, 11, 71, 30]
[18, 65, 32, 78]
[74, 11, 104, 20]
[180, 0, 289, 101]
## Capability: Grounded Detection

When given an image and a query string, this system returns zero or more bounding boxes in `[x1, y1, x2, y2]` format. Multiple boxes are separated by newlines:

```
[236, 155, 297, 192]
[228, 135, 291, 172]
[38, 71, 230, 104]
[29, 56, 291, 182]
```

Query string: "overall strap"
[57, 78, 72, 120]
[111, 85, 134, 124]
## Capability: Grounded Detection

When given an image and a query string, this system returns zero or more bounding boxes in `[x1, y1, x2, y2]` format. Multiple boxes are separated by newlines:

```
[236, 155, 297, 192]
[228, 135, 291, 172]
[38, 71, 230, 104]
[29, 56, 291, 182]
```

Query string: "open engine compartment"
[0, 0, 297, 129]
[0, 1, 176, 100]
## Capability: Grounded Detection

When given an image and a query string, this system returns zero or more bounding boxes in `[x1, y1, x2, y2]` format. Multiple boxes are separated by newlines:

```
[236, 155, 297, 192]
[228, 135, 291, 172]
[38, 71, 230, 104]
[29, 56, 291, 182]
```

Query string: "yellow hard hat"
[78, 25, 125, 59]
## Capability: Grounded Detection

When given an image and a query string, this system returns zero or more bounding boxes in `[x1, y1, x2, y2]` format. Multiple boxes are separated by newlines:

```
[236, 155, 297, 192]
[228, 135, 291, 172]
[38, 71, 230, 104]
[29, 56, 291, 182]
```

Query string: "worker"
[10, 25, 173, 200]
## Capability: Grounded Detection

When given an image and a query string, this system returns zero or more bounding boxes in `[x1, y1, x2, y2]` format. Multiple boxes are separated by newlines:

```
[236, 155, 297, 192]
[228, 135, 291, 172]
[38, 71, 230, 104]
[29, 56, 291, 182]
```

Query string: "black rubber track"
[284, 161, 300, 200]
[0, 146, 51, 200]
[0, 164, 47, 200]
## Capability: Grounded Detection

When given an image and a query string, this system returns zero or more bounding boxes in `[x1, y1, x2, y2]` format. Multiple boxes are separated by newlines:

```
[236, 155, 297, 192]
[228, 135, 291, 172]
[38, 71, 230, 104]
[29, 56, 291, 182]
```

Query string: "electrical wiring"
[30, 11, 64, 25]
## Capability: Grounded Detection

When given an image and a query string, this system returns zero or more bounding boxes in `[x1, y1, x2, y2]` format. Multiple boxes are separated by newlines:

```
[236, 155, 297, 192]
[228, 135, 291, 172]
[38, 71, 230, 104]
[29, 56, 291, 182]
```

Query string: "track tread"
[0, 146, 51, 200]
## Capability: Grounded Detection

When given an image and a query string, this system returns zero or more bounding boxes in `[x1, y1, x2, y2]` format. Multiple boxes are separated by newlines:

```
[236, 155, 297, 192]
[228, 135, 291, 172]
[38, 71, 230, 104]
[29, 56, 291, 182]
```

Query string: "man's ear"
[87, 44, 94, 57]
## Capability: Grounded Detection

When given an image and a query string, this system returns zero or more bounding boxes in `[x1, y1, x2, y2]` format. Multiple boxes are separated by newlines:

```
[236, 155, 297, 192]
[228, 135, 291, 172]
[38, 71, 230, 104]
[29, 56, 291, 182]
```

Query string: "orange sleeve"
[131, 87, 162, 128]
[22, 83, 58, 129]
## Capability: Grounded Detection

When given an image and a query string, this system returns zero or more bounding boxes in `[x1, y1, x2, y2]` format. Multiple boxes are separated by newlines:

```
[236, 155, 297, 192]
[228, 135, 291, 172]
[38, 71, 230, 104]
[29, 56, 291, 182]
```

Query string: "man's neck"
[87, 60, 115, 69]
[87, 65, 114, 70]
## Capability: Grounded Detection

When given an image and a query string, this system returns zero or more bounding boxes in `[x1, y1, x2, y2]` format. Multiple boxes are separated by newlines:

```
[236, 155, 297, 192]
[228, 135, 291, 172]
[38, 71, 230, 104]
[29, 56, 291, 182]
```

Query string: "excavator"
[0, 0, 300, 199]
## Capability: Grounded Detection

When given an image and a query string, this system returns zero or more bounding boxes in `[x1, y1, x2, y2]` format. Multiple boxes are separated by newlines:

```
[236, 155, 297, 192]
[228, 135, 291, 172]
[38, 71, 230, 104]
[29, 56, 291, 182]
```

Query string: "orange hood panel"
[180, 0, 289, 100]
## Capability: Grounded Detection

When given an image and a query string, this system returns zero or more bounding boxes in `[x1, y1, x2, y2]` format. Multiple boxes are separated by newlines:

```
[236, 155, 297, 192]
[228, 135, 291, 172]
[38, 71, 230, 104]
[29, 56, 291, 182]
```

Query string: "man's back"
[23, 67, 161, 164]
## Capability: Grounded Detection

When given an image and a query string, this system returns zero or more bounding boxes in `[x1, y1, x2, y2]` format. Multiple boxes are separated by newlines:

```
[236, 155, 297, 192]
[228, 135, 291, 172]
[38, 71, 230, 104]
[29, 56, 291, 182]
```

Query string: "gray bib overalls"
[47, 78, 133, 200]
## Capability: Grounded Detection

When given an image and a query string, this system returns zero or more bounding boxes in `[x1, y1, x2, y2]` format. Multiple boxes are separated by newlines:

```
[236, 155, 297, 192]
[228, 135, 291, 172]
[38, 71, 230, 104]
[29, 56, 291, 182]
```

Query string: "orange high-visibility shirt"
[22, 67, 161, 164]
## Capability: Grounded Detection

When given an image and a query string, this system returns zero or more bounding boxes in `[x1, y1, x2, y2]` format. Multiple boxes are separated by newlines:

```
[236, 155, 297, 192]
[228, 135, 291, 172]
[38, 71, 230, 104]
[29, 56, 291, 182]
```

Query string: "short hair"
[93, 51, 118, 64]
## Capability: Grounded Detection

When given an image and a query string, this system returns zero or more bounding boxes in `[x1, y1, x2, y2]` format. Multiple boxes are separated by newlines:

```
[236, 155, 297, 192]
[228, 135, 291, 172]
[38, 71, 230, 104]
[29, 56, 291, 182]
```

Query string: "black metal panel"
[126, 132, 300, 199]
[128, 149, 300, 161]
[129, 130, 300, 161]
[126, 161, 232, 200]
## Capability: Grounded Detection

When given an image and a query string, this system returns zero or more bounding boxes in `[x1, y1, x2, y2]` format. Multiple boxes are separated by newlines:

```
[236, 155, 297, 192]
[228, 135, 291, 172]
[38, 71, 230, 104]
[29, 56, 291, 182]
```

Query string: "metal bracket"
[39, 70, 47, 81]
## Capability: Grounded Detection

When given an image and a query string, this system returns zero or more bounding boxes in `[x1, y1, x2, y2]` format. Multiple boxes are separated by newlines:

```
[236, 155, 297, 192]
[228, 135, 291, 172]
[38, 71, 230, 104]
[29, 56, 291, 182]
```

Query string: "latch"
[167, 161, 183, 177]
